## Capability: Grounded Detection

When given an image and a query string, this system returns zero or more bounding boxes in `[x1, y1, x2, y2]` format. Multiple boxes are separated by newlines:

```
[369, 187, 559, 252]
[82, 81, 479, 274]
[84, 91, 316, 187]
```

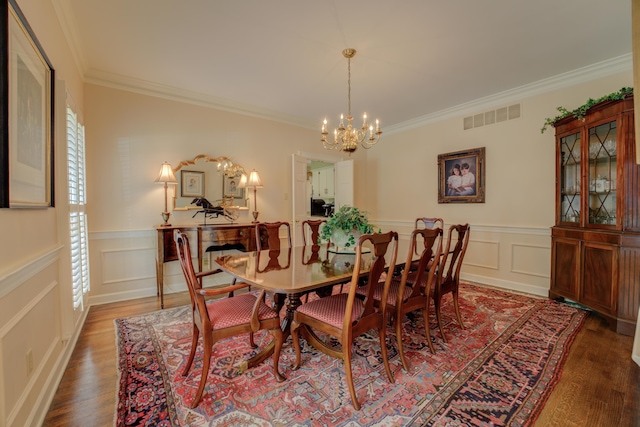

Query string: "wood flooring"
[42, 292, 640, 427]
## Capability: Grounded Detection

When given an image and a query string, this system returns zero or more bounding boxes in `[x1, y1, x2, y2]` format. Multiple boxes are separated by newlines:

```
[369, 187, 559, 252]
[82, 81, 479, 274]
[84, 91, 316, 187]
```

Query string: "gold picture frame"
[438, 147, 485, 203]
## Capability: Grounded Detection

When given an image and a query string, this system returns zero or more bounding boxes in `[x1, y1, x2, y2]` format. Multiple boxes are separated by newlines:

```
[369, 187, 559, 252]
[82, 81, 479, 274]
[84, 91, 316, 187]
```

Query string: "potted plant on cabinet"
[319, 205, 379, 253]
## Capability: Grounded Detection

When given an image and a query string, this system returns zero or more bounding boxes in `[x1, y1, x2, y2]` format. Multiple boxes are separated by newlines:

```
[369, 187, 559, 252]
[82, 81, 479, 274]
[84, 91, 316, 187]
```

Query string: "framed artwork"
[180, 170, 204, 198]
[438, 147, 485, 203]
[1, 0, 55, 208]
[223, 175, 244, 199]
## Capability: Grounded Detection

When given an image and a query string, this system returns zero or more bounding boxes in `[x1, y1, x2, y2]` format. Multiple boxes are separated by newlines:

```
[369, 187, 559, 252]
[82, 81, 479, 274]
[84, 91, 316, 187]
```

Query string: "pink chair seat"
[207, 293, 279, 329]
[356, 278, 413, 306]
[296, 293, 364, 329]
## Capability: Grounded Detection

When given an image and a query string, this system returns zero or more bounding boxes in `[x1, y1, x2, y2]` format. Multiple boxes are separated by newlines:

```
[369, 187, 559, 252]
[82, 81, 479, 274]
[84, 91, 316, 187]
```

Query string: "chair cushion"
[206, 293, 279, 329]
[296, 293, 364, 329]
[380, 278, 413, 306]
[358, 278, 413, 306]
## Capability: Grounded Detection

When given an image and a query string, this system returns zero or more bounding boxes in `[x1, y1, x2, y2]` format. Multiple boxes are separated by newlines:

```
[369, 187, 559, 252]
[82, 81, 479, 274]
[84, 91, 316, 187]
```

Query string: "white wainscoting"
[0, 246, 78, 427]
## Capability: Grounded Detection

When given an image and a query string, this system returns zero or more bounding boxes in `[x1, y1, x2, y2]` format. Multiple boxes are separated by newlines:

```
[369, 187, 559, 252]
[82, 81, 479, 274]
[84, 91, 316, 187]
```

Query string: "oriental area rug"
[115, 284, 587, 426]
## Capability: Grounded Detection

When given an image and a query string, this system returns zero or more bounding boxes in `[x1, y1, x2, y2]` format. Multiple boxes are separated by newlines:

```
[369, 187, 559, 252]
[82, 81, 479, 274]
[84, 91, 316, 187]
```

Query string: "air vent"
[464, 103, 521, 130]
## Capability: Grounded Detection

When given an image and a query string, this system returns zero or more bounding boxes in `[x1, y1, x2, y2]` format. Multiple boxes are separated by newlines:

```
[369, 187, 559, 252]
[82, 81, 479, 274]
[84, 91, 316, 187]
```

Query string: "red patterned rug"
[115, 284, 587, 426]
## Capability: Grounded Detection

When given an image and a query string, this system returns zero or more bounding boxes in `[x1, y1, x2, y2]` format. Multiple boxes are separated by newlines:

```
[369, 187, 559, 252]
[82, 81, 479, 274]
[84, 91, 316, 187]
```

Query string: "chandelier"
[321, 48, 381, 154]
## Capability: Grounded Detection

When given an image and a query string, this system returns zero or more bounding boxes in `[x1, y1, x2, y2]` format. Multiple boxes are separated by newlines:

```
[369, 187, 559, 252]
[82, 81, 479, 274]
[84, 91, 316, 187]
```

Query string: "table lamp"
[246, 169, 263, 223]
[155, 161, 177, 226]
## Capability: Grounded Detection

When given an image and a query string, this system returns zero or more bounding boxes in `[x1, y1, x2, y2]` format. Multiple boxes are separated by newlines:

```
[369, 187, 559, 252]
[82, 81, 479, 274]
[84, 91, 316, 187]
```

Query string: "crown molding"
[84, 69, 317, 130]
[385, 53, 633, 135]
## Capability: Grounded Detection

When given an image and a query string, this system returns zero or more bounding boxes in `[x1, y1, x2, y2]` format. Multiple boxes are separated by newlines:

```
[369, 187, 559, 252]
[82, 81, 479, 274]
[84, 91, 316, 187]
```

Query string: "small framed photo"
[438, 147, 485, 203]
[223, 175, 244, 199]
[1, 0, 55, 208]
[180, 170, 204, 197]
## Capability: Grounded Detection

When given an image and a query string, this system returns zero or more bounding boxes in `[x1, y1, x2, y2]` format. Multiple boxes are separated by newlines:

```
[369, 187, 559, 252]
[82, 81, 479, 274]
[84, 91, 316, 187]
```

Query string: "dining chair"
[433, 223, 470, 342]
[362, 227, 442, 370]
[174, 230, 285, 408]
[291, 231, 399, 410]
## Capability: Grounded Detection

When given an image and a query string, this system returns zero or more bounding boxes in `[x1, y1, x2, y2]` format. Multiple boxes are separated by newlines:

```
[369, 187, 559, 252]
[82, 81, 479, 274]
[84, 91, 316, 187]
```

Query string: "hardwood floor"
[42, 293, 640, 426]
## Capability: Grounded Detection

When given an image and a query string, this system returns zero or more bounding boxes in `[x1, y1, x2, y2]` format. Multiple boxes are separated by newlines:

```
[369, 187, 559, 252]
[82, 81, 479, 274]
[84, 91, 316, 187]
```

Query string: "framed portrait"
[180, 170, 204, 198]
[438, 147, 485, 203]
[223, 175, 244, 199]
[1, 0, 55, 208]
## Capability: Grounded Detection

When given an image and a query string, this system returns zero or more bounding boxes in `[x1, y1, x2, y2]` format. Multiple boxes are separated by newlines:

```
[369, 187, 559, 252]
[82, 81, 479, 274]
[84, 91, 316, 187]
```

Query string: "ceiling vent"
[463, 103, 521, 130]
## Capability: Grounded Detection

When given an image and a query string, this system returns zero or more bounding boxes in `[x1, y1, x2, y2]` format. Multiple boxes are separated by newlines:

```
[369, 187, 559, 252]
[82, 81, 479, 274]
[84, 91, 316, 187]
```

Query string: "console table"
[155, 223, 257, 308]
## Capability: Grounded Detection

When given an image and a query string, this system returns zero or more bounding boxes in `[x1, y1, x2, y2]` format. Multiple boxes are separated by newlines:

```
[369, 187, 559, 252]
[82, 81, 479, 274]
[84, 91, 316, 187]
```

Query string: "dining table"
[215, 240, 414, 370]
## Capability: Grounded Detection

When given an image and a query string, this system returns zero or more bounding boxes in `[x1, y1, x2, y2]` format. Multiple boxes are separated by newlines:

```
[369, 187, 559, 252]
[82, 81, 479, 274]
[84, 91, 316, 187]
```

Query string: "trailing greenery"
[540, 87, 633, 133]
[319, 205, 379, 247]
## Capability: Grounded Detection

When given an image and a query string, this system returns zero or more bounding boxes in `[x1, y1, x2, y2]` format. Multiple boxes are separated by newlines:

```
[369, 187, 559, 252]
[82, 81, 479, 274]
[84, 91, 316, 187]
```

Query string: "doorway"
[292, 152, 354, 246]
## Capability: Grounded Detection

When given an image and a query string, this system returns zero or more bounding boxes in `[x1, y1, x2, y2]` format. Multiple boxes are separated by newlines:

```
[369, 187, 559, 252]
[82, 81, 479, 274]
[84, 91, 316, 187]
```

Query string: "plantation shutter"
[67, 105, 90, 309]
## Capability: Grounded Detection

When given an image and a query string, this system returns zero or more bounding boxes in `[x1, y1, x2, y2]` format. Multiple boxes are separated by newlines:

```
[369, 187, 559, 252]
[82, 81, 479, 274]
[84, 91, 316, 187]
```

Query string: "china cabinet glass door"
[587, 121, 616, 225]
[560, 132, 581, 223]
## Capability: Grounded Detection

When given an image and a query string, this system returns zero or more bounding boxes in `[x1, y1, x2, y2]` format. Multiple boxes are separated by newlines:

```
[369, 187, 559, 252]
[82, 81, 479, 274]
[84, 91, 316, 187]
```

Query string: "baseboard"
[31, 307, 90, 427]
[461, 273, 548, 297]
[89, 287, 158, 306]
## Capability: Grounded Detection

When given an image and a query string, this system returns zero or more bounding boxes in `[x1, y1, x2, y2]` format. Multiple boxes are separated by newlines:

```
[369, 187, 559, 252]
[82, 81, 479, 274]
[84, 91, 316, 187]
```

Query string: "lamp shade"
[246, 170, 263, 188]
[155, 162, 177, 183]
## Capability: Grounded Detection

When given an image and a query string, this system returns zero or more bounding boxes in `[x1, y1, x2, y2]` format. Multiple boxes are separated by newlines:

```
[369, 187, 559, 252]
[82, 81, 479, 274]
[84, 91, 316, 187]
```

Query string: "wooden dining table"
[215, 241, 413, 370]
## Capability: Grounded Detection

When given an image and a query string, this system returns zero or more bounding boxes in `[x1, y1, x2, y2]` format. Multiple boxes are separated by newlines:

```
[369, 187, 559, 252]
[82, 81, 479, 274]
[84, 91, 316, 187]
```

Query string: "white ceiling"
[60, 0, 632, 131]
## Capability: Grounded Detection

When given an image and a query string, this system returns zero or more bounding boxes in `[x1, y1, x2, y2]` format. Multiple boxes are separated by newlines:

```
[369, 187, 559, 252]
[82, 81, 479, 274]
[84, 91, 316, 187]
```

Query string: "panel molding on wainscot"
[100, 247, 156, 285]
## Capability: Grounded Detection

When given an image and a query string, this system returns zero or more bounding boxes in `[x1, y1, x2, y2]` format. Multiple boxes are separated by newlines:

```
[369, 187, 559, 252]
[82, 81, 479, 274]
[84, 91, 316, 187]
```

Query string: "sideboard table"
[155, 223, 257, 308]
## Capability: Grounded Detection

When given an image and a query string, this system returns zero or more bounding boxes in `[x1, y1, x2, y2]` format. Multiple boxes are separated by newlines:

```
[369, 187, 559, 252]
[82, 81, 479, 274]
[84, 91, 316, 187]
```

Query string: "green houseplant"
[319, 205, 379, 251]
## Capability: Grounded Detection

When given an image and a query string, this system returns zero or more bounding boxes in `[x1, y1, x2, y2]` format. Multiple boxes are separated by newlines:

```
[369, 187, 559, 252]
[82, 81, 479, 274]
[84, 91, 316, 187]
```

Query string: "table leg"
[281, 293, 303, 339]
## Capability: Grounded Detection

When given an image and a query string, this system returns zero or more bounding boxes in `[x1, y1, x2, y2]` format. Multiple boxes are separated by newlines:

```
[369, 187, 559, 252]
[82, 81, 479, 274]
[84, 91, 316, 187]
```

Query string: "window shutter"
[67, 106, 90, 309]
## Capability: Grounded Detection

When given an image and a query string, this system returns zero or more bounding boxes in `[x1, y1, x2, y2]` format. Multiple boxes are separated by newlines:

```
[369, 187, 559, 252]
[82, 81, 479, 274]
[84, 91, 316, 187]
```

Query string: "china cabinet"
[550, 95, 640, 335]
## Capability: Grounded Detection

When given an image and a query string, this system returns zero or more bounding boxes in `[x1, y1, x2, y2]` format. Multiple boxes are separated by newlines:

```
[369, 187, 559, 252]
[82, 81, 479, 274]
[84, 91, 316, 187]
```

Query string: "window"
[67, 105, 90, 310]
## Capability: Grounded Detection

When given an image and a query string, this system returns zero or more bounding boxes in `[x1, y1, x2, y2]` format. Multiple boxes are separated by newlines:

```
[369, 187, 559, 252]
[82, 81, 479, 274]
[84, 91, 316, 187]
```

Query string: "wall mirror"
[172, 155, 248, 210]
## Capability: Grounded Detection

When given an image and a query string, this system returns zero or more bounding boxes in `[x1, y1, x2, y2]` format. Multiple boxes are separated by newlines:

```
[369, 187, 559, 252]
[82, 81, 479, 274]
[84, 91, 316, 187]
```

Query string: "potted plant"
[319, 205, 379, 252]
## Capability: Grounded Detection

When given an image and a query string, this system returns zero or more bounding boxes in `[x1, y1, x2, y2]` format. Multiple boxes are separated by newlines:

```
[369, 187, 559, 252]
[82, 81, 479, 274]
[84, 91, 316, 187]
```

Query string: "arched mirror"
[172, 155, 248, 210]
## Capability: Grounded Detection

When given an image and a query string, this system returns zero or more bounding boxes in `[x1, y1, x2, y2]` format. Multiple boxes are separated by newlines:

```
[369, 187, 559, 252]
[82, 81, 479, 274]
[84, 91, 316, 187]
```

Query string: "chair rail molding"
[0, 246, 63, 299]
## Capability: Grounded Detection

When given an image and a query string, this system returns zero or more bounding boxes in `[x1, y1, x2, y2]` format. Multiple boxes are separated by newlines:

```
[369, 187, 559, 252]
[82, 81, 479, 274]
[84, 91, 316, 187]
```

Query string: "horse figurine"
[191, 197, 238, 223]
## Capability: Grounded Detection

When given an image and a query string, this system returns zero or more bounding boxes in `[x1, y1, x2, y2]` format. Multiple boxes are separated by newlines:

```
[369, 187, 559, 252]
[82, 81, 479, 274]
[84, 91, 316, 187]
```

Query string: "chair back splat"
[301, 219, 326, 246]
[434, 223, 470, 342]
[256, 221, 292, 251]
[174, 230, 285, 408]
[290, 231, 399, 410]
